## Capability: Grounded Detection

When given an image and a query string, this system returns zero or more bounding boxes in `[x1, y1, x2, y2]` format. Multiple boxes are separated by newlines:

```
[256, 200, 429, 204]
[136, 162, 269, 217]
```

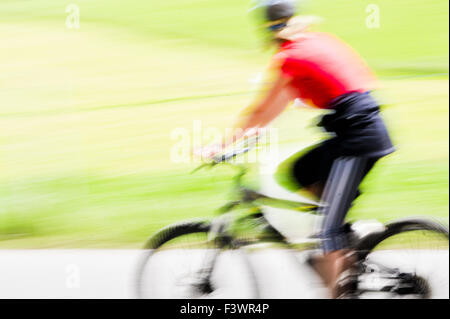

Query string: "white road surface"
[0, 248, 447, 299]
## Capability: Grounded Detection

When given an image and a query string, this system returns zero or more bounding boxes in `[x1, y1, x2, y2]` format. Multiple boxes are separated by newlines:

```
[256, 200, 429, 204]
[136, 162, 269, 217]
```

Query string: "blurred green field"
[0, 0, 448, 248]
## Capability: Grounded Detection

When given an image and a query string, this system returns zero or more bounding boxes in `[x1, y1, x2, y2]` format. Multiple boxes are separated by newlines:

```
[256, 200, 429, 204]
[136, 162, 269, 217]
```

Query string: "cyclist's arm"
[223, 67, 293, 147]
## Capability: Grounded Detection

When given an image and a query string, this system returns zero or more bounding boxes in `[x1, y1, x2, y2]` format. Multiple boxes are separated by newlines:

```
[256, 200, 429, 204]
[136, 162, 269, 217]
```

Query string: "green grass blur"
[0, 0, 448, 247]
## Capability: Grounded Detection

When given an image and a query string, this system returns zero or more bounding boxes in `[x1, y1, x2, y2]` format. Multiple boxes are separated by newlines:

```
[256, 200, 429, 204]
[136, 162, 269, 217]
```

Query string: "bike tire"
[354, 218, 449, 298]
[135, 219, 259, 299]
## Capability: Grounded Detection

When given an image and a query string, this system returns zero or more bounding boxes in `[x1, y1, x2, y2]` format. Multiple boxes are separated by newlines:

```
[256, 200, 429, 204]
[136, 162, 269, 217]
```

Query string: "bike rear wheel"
[354, 218, 449, 299]
[135, 219, 259, 299]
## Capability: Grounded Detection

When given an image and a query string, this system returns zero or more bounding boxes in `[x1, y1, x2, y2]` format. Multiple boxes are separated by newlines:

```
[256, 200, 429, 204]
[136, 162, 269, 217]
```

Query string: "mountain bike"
[135, 137, 449, 299]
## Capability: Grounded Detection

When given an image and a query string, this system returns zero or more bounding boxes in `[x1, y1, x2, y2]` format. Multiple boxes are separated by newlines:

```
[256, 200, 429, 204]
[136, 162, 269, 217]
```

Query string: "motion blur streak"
[0, 0, 448, 299]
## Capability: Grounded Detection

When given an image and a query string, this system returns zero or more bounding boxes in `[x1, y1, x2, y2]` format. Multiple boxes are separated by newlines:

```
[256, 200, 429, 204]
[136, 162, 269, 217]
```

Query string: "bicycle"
[135, 137, 449, 299]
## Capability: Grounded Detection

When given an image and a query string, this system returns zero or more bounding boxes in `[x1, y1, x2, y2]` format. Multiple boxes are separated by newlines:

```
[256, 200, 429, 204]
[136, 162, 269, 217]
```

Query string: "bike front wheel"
[135, 219, 259, 299]
[355, 218, 449, 299]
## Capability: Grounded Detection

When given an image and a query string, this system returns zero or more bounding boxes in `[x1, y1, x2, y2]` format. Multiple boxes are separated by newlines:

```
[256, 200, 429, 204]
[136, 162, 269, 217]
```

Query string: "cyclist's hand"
[192, 143, 223, 160]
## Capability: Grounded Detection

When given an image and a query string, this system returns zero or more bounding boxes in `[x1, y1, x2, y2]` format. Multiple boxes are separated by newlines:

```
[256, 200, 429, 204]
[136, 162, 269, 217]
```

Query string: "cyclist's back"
[274, 31, 376, 110]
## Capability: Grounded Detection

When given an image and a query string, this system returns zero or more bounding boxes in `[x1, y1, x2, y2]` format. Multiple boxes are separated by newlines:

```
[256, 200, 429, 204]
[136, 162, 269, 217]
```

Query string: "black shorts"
[318, 91, 395, 157]
[291, 91, 394, 251]
[292, 139, 378, 192]
[293, 91, 394, 189]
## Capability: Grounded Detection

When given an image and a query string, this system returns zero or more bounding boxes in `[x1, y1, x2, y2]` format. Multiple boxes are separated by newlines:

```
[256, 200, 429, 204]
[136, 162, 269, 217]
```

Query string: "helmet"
[250, 0, 297, 32]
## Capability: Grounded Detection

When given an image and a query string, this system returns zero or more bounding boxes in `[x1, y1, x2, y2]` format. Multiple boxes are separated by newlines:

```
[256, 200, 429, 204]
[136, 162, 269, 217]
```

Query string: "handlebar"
[211, 145, 252, 164]
[191, 135, 260, 174]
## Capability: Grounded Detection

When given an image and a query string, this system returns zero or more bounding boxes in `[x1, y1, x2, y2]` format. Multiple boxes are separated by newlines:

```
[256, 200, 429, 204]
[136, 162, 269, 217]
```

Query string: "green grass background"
[0, 0, 448, 247]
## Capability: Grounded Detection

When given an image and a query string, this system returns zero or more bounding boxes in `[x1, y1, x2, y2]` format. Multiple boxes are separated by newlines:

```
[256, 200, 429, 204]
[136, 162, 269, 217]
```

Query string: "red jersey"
[274, 32, 377, 109]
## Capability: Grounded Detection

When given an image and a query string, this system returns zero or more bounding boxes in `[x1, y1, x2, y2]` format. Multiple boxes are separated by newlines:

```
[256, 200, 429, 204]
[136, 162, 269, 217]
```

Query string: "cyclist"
[198, 0, 394, 298]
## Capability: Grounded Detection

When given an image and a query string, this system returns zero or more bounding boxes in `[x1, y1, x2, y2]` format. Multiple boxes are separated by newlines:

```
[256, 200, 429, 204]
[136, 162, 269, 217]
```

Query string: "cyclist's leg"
[273, 142, 325, 199]
[292, 143, 331, 199]
[320, 156, 375, 251]
[276, 141, 379, 296]
[312, 156, 379, 297]
[274, 141, 335, 200]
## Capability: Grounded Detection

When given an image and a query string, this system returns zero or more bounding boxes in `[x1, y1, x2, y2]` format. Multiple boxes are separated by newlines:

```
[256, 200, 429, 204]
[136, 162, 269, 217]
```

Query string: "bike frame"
[194, 138, 327, 251]
[197, 137, 320, 214]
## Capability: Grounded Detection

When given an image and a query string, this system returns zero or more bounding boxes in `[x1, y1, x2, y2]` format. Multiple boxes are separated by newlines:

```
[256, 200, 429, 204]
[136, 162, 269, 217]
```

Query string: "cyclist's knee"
[322, 227, 348, 253]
